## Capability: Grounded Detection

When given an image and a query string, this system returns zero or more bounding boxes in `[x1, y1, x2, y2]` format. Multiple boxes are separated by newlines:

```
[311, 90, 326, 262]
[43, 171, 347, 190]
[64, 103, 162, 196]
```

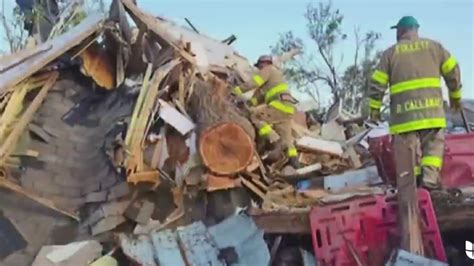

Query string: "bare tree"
[0, 0, 28, 53]
[0, 0, 106, 54]
[272, 1, 380, 114]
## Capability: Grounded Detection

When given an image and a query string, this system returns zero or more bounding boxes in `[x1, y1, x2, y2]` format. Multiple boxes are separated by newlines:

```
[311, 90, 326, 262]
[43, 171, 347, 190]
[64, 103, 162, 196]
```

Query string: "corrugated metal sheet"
[0, 13, 104, 93]
[118, 215, 269, 265]
[208, 214, 270, 266]
[177, 222, 223, 266]
[150, 229, 185, 266]
[119, 234, 156, 266]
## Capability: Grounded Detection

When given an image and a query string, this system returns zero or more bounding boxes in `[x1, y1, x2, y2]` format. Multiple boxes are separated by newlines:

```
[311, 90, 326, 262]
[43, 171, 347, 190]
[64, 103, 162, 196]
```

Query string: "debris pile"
[0, 0, 473, 265]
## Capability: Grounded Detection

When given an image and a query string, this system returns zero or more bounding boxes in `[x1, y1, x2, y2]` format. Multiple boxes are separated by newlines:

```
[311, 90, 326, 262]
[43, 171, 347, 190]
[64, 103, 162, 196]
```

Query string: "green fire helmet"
[390, 16, 420, 29]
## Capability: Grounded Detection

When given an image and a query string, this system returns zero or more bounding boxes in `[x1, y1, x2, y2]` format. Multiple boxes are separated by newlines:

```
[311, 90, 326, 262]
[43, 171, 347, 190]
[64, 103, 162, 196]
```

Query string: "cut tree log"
[188, 78, 255, 175]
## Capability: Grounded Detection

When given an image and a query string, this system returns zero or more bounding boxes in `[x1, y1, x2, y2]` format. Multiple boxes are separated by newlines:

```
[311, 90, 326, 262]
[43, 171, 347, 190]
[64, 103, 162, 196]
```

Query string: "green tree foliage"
[272, 1, 381, 115]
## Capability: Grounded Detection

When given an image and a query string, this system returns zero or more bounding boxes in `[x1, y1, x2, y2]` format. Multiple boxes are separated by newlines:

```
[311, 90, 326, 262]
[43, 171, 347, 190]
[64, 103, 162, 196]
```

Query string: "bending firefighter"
[233, 55, 300, 168]
[368, 16, 462, 190]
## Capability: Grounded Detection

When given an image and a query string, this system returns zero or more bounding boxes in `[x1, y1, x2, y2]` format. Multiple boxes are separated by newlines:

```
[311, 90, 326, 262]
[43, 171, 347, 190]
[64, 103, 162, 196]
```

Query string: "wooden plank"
[393, 135, 424, 255]
[296, 136, 344, 157]
[128, 171, 160, 185]
[240, 177, 266, 199]
[158, 100, 195, 135]
[296, 163, 322, 175]
[126, 60, 180, 178]
[250, 210, 310, 234]
[0, 44, 52, 73]
[0, 82, 30, 142]
[0, 175, 78, 220]
[0, 72, 58, 164]
[150, 137, 164, 169]
[125, 64, 153, 147]
[206, 174, 239, 192]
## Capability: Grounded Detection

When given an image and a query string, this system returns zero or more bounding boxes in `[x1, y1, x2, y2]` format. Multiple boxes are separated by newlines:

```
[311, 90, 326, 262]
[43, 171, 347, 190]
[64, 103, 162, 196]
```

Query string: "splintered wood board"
[296, 136, 344, 157]
[158, 99, 195, 135]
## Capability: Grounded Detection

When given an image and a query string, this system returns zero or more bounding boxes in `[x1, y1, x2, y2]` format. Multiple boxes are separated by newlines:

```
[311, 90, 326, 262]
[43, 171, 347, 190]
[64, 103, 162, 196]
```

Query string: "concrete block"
[82, 200, 129, 227]
[32, 240, 102, 266]
[101, 200, 130, 217]
[91, 216, 126, 236]
[125, 199, 155, 225]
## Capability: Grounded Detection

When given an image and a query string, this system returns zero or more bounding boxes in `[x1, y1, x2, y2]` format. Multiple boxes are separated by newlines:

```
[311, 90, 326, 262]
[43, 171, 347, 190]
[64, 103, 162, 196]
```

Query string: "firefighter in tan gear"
[233, 55, 300, 168]
[368, 16, 462, 190]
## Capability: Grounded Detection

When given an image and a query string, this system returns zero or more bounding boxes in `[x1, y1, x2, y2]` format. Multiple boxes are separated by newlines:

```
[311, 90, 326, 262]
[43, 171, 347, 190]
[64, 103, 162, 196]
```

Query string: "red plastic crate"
[309, 189, 446, 266]
[368, 132, 474, 188]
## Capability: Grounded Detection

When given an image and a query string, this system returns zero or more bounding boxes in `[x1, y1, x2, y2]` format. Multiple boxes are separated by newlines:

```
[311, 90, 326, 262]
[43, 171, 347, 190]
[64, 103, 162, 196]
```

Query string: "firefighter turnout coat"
[368, 36, 462, 134]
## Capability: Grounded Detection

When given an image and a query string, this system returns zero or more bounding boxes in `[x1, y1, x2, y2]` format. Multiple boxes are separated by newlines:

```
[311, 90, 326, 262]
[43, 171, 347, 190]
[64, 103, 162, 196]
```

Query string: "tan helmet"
[254, 55, 273, 67]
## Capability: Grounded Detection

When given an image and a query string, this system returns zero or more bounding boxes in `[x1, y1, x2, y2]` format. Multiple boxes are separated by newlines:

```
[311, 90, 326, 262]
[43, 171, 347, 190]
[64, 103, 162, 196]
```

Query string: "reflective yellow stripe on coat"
[372, 70, 389, 86]
[258, 123, 273, 136]
[265, 83, 288, 103]
[369, 98, 382, 109]
[268, 100, 295, 114]
[253, 75, 265, 86]
[390, 77, 441, 95]
[450, 89, 462, 99]
[441, 56, 457, 75]
[389, 118, 446, 134]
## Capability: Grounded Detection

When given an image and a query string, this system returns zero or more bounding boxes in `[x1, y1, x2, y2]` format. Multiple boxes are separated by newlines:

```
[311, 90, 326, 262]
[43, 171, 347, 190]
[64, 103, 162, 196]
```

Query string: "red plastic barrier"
[309, 189, 446, 266]
[368, 132, 474, 188]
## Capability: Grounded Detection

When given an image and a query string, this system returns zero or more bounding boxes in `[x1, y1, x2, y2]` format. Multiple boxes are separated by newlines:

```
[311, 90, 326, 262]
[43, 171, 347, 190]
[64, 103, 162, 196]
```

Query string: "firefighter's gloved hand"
[369, 108, 381, 122]
[450, 97, 462, 112]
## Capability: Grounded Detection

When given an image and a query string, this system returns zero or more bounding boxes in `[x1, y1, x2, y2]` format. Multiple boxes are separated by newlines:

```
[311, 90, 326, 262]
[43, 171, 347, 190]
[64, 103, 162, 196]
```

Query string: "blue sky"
[1, 0, 472, 100]
[136, 0, 473, 100]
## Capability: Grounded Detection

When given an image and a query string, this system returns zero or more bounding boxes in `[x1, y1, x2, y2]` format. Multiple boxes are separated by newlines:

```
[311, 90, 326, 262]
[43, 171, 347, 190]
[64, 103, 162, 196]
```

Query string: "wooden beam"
[0, 72, 58, 165]
[125, 63, 153, 148]
[250, 209, 311, 234]
[240, 177, 266, 199]
[296, 136, 344, 157]
[126, 60, 180, 180]
[127, 171, 160, 185]
[0, 82, 30, 142]
[0, 15, 103, 93]
[393, 135, 424, 255]
[0, 173, 78, 220]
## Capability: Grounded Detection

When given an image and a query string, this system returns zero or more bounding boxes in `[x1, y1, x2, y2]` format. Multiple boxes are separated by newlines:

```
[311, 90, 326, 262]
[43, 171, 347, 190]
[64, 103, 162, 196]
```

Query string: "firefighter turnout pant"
[393, 128, 445, 187]
[250, 104, 297, 159]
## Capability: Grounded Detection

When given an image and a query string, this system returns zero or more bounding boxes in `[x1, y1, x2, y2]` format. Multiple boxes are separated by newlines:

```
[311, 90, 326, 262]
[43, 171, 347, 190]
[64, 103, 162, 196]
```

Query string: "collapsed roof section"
[0, 0, 255, 94]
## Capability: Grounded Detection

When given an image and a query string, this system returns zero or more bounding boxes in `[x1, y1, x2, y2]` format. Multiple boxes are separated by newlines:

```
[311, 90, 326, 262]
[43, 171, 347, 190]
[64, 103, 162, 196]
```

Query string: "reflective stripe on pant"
[251, 105, 296, 159]
[393, 128, 445, 186]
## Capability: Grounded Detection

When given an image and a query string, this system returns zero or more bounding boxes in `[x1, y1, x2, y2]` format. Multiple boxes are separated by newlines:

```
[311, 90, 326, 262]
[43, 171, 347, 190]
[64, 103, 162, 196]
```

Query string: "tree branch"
[1, 0, 15, 53]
